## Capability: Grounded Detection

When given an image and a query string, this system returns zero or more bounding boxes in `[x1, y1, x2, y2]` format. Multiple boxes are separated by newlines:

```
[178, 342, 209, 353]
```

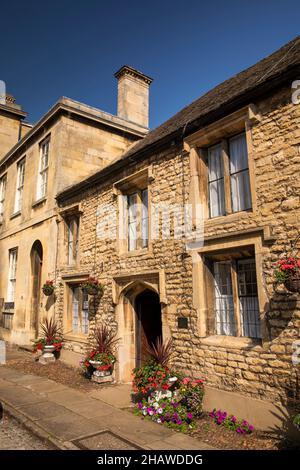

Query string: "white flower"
[157, 408, 163, 414]
[153, 402, 159, 409]
[148, 410, 154, 416]
[157, 419, 162, 424]
[142, 410, 147, 416]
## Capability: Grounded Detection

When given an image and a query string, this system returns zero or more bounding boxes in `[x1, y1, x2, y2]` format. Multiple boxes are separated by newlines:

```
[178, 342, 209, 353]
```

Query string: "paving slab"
[24, 379, 68, 395]
[38, 413, 104, 441]
[67, 400, 115, 419]
[0, 367, 27, 381]
[89, 384, 132, 409]
[17, 401, 73, 422]
[3, 373, 47, 385]
[0, 386, 46, 407]
[46, 388, 93, 407]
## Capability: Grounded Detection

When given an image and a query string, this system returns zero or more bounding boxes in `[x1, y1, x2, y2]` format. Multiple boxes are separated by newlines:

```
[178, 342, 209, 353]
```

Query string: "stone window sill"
[120, 246, 152, 258]
[32, 197, 47, 208]
[200, 335, 262, 351]
[10, 211, 21, 220]
[64, 333, 89, 344]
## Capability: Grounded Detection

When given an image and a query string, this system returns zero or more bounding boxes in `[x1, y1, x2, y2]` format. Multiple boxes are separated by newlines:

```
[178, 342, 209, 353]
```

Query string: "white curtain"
[229, 134, 251, 212]
[214, 262, 235, 336]
[208, 144, 225, 217]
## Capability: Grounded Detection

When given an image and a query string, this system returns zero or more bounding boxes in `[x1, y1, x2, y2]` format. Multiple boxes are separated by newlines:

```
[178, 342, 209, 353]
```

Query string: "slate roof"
[58, 35, 300, 200]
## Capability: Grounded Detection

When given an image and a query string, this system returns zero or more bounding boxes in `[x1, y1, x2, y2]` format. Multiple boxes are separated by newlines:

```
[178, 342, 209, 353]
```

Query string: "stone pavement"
[0, 365, 215, 450]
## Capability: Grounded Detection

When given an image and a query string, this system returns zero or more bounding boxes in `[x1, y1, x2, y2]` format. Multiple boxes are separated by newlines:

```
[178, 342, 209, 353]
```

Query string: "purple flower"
[173, 402, 179, 408]
[236, 428, 242, 434]
[187, 412, 193, 420]
[138, 402, 143, 409]
[217, 419, 223, 425]
[231, 416, 237, 423]
[249, 425, 254, 432]
[177, 419, 182, 425]
[173, 413, 178, 420]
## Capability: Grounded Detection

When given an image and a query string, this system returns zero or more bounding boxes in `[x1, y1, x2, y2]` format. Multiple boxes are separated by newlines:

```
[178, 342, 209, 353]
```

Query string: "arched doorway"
[30, 241, 43, 338]
[135, 289, 162, 367]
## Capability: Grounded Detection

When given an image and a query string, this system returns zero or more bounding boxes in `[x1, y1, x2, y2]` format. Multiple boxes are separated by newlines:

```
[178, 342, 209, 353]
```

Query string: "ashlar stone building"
[0, 67, 150, 344]
[1, 37, 300, 429]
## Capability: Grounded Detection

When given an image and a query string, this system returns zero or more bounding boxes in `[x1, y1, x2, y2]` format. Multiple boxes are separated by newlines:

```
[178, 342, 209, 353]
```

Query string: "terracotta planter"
[284, 275, 300, 293]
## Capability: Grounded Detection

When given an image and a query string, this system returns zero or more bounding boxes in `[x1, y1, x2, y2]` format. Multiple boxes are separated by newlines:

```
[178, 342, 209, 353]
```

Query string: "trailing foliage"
[210, 409, 254, 434]
[135, 396, 195, 432]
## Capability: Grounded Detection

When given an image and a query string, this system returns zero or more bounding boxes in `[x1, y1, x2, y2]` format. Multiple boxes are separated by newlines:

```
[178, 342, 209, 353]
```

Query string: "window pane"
[237, 259, 260, 339]
[81, 291, 89, 334]
[208, 144, 225, 217]
[231, 169, 251, 212]
[229, 134, 251, 212]
[229, 134, 248, 173]
[141, 189, 148, 248]
[209, 179, 225, 217]
[208, 144, 223, 181]
[7, 249, 18, 302]
[72, 287, 79, 332]
[128, 193, 137, 251]
[214, 262, 235, 336]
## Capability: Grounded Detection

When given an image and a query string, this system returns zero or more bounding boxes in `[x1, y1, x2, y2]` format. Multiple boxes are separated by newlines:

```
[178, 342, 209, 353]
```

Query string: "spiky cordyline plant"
[146, 337, 174, 368]
[94, 325, 119, 354]
[40, 316, 62, 343]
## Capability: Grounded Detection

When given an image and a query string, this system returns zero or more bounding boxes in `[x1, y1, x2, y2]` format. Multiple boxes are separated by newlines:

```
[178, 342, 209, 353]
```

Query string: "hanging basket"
[284, 274, 300, 293]
[42, 284, 55, 296]
[85, 285, 103, 296]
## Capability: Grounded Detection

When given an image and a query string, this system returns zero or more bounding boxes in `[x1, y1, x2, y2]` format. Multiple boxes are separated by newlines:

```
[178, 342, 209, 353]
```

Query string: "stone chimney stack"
[115, 66, 153, 129]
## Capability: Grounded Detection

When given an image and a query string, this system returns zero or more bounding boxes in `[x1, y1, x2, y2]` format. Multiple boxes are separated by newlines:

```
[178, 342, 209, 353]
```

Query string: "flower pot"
[39, 344, 56, 364]
[284, 275, 300, 293]
[89, 360, 103, 368]
[42, 286, 54, 296]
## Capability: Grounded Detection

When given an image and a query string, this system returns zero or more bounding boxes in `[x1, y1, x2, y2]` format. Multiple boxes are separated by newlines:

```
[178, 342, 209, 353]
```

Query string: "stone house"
[55, 37, 300, 429]
[0, 67, 150, 344]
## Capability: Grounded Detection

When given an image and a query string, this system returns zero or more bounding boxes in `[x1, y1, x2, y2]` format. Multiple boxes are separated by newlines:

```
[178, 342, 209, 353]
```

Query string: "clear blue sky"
[1, 0, 299, 128]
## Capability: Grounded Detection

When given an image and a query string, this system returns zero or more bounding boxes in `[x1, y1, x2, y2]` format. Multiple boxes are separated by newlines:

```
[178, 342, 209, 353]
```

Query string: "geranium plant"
[275, 257, 300, 283]
[81, 325, 119, 377]
[82, 350, 116, 374]
[210, 409, 254, 434]
[81, 277, 104, 296]
[132, 360, 173, 394]
[132, 337, 177, 395]
[42, 280, 55, 296]
[33, 317, 63, 353]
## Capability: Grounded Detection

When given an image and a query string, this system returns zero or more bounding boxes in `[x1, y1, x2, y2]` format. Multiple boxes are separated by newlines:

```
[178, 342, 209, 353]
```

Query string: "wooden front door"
[31, 242, 43, 337]
[135, 289, 162, 367]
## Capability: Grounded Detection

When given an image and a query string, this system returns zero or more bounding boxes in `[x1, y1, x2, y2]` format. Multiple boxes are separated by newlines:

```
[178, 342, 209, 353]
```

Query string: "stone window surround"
[61, 272, 90, 343]
[36, 134, 50, 202]
[58, 204, 83, 269]
[184, 105, 259, 226]
[113, 165, 154, 256]
[190, 227, 272, 348]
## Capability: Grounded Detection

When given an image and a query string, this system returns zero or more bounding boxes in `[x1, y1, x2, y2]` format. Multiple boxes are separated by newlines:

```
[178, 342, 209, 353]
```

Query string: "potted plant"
[132, 338, 178, 399]
[275, 257, 300, 292]
[81, 277, 104, 296]
[293, 413, 300, 431]
[33, 317, 63, 362]
[42, 280, 55, 296]
[81, 325, 119, 381]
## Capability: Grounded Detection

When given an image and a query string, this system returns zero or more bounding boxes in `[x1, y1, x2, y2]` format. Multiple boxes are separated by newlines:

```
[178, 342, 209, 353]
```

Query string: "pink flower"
[182, 377, 191, 385]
